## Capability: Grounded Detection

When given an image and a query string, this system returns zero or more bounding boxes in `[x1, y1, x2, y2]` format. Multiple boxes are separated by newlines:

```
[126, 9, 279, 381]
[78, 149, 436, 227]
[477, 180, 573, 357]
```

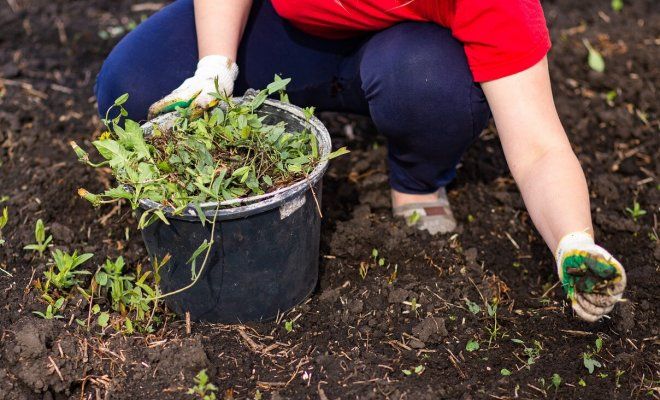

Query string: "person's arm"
[482, 56, 626, 322]
[194, 0, 252, 60]
[481, 56, 590, 252]
[148, 0, 252, 118]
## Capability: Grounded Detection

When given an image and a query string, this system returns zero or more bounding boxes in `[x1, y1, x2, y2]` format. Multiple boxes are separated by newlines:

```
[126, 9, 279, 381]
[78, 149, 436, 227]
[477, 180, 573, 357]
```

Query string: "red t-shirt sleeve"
[451, 0, 551, 82]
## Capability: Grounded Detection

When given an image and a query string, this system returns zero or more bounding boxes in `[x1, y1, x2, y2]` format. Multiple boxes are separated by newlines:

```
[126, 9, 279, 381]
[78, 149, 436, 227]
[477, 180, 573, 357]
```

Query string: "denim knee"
[94, 0, 197, 122]
[359, 22, 490, 193]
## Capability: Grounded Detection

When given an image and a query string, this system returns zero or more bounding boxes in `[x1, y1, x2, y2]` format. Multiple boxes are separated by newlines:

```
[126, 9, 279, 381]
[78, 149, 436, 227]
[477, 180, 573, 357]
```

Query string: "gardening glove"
[148, 55, 239, 119]
[555, 231, 627, 322]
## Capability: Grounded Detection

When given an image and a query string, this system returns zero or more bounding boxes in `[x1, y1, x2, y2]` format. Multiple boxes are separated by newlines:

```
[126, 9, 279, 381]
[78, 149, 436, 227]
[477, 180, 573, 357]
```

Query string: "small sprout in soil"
[0, 206, 8, 245]
[23, 218, 53, 257]
[606, 89, 618, 105]
[595, 337, 603, 352]
[512, 261, 521, 268]
[511, 338, 543, 365]
[371, 248, 386, 267]
[358, 261, 369, 279]
[284, 320, 294, 333]
[500, 368, 512, 376]
[467, 214, 476, 223]
[402, 298, 421, 316]
[582, 39, 605, 73]
[407, 211, 421, 226]
[188, 369, 218, 400]
[611, 0, 623, 12]
[578, 378, 587, 387]
[254, 390, 263, 400]
[598, 372, 609, 378]
[625, 201, 647, 221]
[583, 352, 602, 374]
[465, 299, 481, 315]
[33, 297, 65, 320]
[44, 250, 93, 291]
[466, 339, 480, 352]
[615, 369, 625, 388]
[551, 373, 562, 389]
[402, 365, 425, 376]
[387, 264, 398, 284]
[485, 301, 502, 347]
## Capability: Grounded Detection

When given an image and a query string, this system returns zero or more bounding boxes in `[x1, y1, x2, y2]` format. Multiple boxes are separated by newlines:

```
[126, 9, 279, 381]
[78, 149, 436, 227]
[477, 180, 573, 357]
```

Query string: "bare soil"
[0, 0, 658, 399]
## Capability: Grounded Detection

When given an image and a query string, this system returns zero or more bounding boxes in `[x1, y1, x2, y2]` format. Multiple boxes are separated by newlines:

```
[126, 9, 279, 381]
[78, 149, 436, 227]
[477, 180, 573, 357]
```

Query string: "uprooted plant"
[71, 76, 347, 303]
[72, 76, 346, 226]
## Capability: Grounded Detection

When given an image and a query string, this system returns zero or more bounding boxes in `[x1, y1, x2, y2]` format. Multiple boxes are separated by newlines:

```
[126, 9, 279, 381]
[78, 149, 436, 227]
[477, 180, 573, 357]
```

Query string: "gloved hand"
[148, 55, 239, 119]
[555, 231, 626, 322]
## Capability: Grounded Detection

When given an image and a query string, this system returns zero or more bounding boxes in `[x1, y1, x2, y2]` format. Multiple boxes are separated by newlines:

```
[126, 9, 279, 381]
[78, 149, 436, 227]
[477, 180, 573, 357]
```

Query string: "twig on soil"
[559, 329, 593, 336]
[23, 267, 36, 294]
[48, 356, 64, 381]
[0, 266, 12, 277]
[504, 232, 520, 250]
[0, 78, 47, 99]
[237, 327, 263, 353]
[540, 281, 560, 299]
[98, 203, 122, 226]
[467, 276, 487, 307]
[445, 347, 466, 378]
[185, 312, 191, 335]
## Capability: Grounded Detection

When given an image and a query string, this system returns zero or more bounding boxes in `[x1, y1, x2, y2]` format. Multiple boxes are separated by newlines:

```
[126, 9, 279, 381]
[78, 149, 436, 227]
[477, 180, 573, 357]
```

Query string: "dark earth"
[0, 0, 658, 399]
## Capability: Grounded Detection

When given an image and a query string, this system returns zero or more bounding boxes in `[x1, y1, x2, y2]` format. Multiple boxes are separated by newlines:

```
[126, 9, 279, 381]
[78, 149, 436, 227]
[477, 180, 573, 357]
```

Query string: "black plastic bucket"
[137, 98, 331, 323]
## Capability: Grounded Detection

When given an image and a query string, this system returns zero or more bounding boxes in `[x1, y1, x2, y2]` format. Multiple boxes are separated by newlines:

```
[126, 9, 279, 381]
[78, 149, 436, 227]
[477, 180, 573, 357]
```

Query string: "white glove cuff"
[555, 231, 594, 275]
[195, 55, 239, 85]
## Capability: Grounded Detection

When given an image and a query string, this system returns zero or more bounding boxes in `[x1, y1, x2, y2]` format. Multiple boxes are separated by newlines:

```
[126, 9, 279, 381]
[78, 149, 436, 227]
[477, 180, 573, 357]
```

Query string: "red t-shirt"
[271, 0, 551, 82]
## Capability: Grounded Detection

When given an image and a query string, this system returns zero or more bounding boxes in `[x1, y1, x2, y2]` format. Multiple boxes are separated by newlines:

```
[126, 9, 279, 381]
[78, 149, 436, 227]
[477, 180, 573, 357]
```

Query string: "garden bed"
[0, 0, 657, 399]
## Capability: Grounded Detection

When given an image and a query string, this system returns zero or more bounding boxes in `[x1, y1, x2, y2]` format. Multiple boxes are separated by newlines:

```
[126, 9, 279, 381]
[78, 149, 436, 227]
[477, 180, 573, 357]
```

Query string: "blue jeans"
[95, 0, 491, 194]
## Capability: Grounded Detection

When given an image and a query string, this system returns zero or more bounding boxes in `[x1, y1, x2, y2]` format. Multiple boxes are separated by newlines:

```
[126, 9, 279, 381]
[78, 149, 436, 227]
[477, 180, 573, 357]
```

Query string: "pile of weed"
[72, 77, 345, 225]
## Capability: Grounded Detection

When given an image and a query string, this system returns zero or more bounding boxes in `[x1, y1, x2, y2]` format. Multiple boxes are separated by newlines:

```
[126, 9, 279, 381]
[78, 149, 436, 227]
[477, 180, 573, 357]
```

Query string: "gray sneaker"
[392, 187, 457, 235]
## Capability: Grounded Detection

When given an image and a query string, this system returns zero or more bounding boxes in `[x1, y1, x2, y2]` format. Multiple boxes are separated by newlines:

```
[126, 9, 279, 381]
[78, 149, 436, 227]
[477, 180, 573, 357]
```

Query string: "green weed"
[188, 369, 218, 400]
[625, 201, 647, 221]
[33, 297, 65, 320]
[23, 219, 52, 257]
[44, 250, 93, 291]
[0, 207, 7, 245]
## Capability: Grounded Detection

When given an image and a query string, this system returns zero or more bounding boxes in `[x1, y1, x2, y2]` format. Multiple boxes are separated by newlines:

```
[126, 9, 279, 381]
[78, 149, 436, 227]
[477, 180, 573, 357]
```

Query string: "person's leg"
[95, 0, 364, 121]
[356, 22, 491, 233]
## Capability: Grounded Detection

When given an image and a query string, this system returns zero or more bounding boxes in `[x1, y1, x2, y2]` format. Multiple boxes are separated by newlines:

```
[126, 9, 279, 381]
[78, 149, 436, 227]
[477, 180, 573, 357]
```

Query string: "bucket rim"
[136, 97, 331, 221]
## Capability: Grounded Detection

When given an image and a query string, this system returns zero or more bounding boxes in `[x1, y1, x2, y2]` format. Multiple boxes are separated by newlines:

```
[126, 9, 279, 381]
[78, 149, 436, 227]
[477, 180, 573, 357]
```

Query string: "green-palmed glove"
[148, 55, 239, 120]
[555, 231, 627, 322]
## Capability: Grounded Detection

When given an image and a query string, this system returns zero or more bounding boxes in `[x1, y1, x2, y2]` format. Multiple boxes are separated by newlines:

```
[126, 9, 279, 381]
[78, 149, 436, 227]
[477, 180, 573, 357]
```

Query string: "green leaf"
[595, 337, 603, 353]
[267, 75, 291, 94]
[93, 139, 131, 168]
[193, 203, 207, 226]
[583, 39, 605, 73]
[187, 239, 210, 266]
[114, 93, 129, 106]
[465, 300, 481, 315]
[611, 0, 623, 12]
[466, 340, 480, 352]
[97, 312, 110, 327]
[96, 271, 108, 286]
[500, 368, 512, 376]
[583, 354, 602, 374]
[551, 373, 562, 389]
[324, 146, 350, 161]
